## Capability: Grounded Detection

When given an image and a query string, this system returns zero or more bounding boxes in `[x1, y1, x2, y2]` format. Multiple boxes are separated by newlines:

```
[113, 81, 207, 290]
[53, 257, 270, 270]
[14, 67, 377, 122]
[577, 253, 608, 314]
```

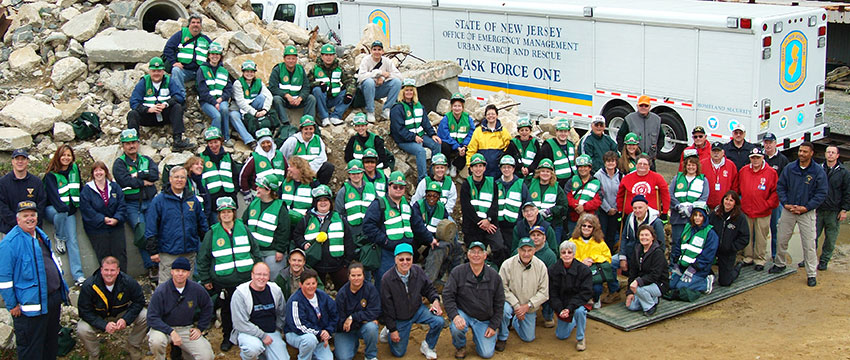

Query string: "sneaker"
[223, 139, 235, 147]
[798, 261, 805, 268]
[74, 277, 86, 287]
[495, 340, 506, 352]
[330, 117, 344, 126]
[543, 318, 555, 328]
[454, 346, 466, 359]
[817, 262, 828, 271]
[149, 266, 159, 285]
[704, 274, 715, 294]
[379, 326, 389, 343]
[320, 118, 331, 127]
[754, 264, 765, 272]
[593, 300, 601, 309]
[644, 302, 658, 316]
[420, 340, 437, 360]
[172, 138, 194, 151]
[381, 108, 391, 120]
[54, 238, 67, 255]
[449, 165, 457, 178]
[602, 292, 621, 304]
[220, 340, 233, 352]
[768, 265, 786, 274]
[367, 112, 376, 123]
[734, 262, 744, 274]
[807, 276, 817, 287]
[576, 338, 586, 351]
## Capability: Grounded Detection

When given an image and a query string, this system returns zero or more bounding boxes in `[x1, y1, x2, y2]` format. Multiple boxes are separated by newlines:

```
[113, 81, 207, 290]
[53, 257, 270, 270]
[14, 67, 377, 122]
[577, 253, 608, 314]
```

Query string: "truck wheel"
[657, 110, 687, 162]
[602, 104, 632, 140]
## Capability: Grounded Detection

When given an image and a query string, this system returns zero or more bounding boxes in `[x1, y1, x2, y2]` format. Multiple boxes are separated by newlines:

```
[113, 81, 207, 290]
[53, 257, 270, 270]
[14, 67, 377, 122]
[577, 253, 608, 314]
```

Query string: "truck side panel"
[595, 22, 643, 94]
[644, 26, 697, 101]
[695, 30, 755, 138]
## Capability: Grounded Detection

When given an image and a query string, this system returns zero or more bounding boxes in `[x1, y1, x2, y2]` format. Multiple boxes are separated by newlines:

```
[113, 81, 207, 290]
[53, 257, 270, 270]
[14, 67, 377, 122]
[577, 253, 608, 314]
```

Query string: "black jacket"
[77, 271, 145, 331]
[765, 151, 789, 177]
[626, 241, 668, 295]
[147, 279, 213, 334]
[0, 172, 47, 233]
[380, 265, 439, 332]
[460, 177, 500, 233]
[335, 281, 381, 332]
[819, 162, 850, 212]
[709, 208, 750, 255]
[443, 264, 504, 330]
[112, 154, 159, 202]
[723, 140, 757, 170]
[292, 210, 355, 273]
[548, 259, 593, 316]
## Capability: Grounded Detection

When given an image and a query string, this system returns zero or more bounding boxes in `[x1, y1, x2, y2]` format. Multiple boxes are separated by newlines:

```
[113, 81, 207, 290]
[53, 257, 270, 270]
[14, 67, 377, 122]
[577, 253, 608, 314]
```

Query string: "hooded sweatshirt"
[239, 137, 288, 192]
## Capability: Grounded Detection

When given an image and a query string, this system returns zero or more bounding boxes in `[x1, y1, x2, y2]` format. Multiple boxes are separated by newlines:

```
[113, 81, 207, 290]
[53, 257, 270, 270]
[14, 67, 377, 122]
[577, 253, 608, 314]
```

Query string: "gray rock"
[155, 19, 183, 39]
[107, 0, 139, 17]
[61, 5, 107, 42]
[100, 69, 144, 101]
[11, 27, 35, 48]
[88, 144, 123, 167]
[436, 99, 451, 116]
[206, 2, 240, 32]
[8, 46, 41, 72]
[269, 21, 309, 45]
[0, 48, 11, 62]
[84, 30, 166, 63]
[0, 96, 62, 134]
[59, 7, 80, 22]
[51, 57, 87, 89]
[43, 32, 68, 45]
[53, 122, 75, 142]
[234, 10, 257, 26]
[230, 31, 262, 53]
[68, 39, 85, 57]
[0, 128, 34, 151]
[0, 323, 13, 350]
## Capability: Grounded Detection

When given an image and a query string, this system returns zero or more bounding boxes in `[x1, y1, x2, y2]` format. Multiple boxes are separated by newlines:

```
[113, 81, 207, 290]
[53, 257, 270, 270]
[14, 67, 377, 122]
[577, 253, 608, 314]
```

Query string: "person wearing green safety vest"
[437, 93, 475, 176]
[345, 112, 393, 171]
[566, 154, 603, 234]
[411, 152, 458, 214]
[533, 118, 576, 188]
[127, 56, 194, 151]
[270, 45, 316, 138]
[281, 115, 335, 185]
[112, 128, 160, 281]
[460, 154, 506, 265]
[293, 185, 354, 289]
[199, 127, 238, 217]
[243, 174, 291, 279]
[668, 202, 719, 301]
[197, 42, 238, 146]
[361, 170, 433, 294]
[162, 14, 211, 94]
[43, 144, 86, 284]
[196, 197, 262, 352]
[230, 60, 272, 144]
[669, 149, 709, 251]
[525, 158, 569, 246]
[361, 148, 388, 198]
[279, 155, 319, 225]
[309, 43, 355, 127]
[412, 179, 462, 286]
[239, 128, 287, 201]
[334, 159, 376, 240]
[507, 117, 539, 178]
[495, 155, 529, 255]
[618, 132, 642, 174]
[390, 78, 442, 183]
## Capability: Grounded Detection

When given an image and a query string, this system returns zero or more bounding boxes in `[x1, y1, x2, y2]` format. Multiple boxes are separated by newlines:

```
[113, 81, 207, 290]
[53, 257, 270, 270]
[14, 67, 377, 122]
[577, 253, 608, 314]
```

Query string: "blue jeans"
[201, 100, 230, 139]
[499, 302, 536, 342]
[626, 283, 661, 312]
[284, 332, 333, 360]
[44, 206, 84, 279]
[359, 77, 402, 113]
[396, 137, 441, 182]
[553, 225, 564, 246]
[669, 273, 707, 292]
[450, 309, 496, 358]
[671, 223, 685, 251]
[770, 206, 781, 259]
[125, 200, 154, 269]
[541, 301, 554, 321]
[230, 95, 267, 143]
[373, 248, 396, 295]
[334, 321, 378, 360]
[237, 331, 289, 360]
[597, 210, 620, 254]
[311, 87, 350, 120]
[389, 304, 443, 357]
[170, 67, 196, 95]
[555, 306, 586, 341]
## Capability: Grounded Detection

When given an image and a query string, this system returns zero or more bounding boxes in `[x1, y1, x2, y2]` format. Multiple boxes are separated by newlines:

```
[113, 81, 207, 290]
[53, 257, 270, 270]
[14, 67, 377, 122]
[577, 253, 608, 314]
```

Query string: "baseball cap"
[517, 237, 534, 248]
[529, 225, 546, 235]
[732, 123, 746, 132]
[637, 95, 651, 106]
[749, 147, 764, 157]
[692, 126, 706, 134]
[393, 243, 413, 256]
[522, 201, 537, 210]
[468, 241, 487, 251]
[763, 132, 777, 142]
[371, 40, 383, 49]
[347, 159, 364, 174]
[16, 200, 37, 213]
[11, 148, 29, 158]
[591, 115, 605, 125]
[172, 257, 191, 271]
[711, 141, 724, 149]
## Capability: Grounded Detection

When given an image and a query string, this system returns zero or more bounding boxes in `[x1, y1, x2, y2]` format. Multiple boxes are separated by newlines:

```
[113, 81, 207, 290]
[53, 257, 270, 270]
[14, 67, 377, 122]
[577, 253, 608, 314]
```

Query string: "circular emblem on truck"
[707, 116, 718, 130]
[780, 30, 807, 93]
[780, 116, 788, 129]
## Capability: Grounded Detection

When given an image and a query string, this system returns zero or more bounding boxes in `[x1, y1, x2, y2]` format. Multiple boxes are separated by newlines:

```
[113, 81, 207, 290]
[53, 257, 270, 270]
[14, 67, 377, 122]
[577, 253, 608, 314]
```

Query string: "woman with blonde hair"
[280, 155, 319, 224]
[389, 78, 442, 182]
[79, 161, 129, 272]
[618, 132, 642, 174]
[569, 213, 620, 307]
[43, 144, 86, 284]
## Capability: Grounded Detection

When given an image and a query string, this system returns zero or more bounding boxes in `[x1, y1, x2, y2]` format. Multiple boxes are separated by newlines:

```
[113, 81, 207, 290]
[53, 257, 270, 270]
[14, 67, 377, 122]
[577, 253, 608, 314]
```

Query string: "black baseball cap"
[692, 126, 706, 134]
[11, 149, 29, 158]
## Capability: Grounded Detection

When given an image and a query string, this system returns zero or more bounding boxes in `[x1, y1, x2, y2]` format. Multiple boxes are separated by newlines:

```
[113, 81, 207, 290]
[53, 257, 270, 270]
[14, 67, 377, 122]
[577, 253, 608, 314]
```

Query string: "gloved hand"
[677, 204, 688, 217]
[343, 93, 353, 104]
[242, 190, 254, 204]
[541, 208, 552, 218]
[681, 266, 696, 283]
[683, 204, 693, 218]
[671, 264, 682, 276]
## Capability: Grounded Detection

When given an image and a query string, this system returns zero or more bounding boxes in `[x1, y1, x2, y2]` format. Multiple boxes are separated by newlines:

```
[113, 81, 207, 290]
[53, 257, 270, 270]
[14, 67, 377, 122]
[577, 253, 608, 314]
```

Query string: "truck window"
[307, 2, 338, 17]
[274, 4, 296, 22]
[251, 4, 263, 19]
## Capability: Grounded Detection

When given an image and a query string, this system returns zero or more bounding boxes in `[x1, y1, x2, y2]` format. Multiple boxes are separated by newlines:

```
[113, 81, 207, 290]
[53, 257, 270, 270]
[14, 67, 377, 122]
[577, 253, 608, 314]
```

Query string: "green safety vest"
[303, 212, 345, 257]
[512, 137, 537, 168]
[673, 173, 706, 204]
[569, 175, 601, 205]
[546, 138, 576, 180]
[366, 171, 387, 198]
[239, 77, 263, 101]
[246, 198, 283, 248]
[417, 199, 447, 234]
[119, 154, 150, 195]
[186, 180, 205, 209]
[446, 112, 471, 144]
[252, 151, 286, 184]
[52, 163, 81, 206]
[381, 196, 413, 241]
[201, 153, 235, 194]
[468, 176, 495, 220]
[428, 176, 453, 205]
[280, 179, 312, 219]
[277, 63, 305, 96]
[176, 27, 209, 65]
[313, 64, 342, 97]
[293, 135, 323, 163]
[401, 102, 425, 137]
[343, 182, 376, 226]
[210, 220, 254, 276]
[678, 224, 713, 268]
[497, 178, 523, 223]
[199, 64, 228, 99]
[142, 74, 172, 108]
[529, 178, 558, 220]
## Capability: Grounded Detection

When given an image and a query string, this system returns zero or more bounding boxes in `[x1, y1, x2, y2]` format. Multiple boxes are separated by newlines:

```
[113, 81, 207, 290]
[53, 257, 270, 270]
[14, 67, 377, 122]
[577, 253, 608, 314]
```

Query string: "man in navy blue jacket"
[147, 257, 214, 360]
[771, 142, 828, 287]
[334, 263, 381, 360]
[127, 57, 193, 151]
[146, 166, 209, 284]
[0, 149, 47, 234]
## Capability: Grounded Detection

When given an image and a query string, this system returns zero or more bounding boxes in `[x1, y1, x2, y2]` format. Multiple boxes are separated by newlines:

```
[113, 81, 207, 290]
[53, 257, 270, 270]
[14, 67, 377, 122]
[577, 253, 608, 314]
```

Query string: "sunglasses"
[581, 224, 594, 228]
[693, 135, 705, 139]
[638, 104, 650, 108]
[397, 257, 412, 262]
[390, 184, 405, 190]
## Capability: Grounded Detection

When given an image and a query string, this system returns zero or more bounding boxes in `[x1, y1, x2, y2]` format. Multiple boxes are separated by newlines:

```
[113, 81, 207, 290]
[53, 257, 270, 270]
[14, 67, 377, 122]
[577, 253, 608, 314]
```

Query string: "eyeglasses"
[581, 224, 594, 228]
[397, 257, 412, 262]
[692, 135, 705, 139]
[638, 104, 650, 108]
[390, 184, 405, 190]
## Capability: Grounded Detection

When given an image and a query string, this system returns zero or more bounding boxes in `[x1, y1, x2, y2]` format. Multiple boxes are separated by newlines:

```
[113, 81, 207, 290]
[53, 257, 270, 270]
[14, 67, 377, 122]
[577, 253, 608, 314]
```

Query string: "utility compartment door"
[595, 22, 643, 93]
[644, 26, 696, 101]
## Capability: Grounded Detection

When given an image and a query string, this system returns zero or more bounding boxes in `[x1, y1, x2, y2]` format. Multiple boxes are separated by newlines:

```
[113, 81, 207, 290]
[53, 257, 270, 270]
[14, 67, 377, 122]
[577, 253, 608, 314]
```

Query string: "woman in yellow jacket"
[569, 213, 620, 308]
[466, 104, 512, 178]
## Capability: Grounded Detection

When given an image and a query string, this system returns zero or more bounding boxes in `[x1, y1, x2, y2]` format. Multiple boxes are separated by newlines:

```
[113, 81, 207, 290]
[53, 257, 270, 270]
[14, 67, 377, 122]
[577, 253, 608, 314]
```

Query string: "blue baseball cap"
[394, 243, 413, 256]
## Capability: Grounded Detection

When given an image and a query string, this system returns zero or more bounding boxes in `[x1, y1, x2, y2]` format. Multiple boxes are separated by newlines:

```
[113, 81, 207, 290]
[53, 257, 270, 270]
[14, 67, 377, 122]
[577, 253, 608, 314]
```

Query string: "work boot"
[798, 261, 805, 268]
[768, 265, 786, 274]
[495, 340, 506, 352]
[454, 346, 466, 359]
[172, 135, 194, 151]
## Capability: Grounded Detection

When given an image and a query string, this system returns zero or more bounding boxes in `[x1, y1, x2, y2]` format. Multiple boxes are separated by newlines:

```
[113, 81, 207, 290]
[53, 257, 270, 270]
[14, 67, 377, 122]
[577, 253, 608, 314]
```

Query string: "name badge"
[715, 183, 720, 191]
[544, 193, 557, 202]
[758, 184, 766, 190]
[310, 147, 320, 154]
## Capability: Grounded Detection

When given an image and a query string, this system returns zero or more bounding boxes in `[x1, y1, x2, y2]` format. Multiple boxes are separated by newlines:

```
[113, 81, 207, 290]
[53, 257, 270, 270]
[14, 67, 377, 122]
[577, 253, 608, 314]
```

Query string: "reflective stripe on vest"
[119, 155, 150, 195]
[239, 77, 263, 101]
[278, 63, 305, 96]
[468, 176, 495, 219]
[293, 135, 323, 163]
[53, 163, 81, 205]
[176, 27, 209, 65]
[679, 224, 712, 268]
[401, 102, 425, 137]
[313, 65, 342, 96]
[343, 182, 376, 226]
[253, 151, 286, 184]
[529, 179, 558, 220]
[382, 196, 413, 240]
[446, 112, 471, 143]
[569, 175, 601, 206]
[281, 179, 312, 216]
[210, 220, 254, 275]
[201, 153, 235, 194]
[418, 199, 447, 234]
[546, 138, 575, 180]
[497, 178, 523, 223]
[142, 75, 171, 107]
[303, 212, 345, 257]
[246, 199, 283, 247]
[200, 65, 228, 99]
[367, 172, 387, 198]
[673, 174, 706, 204]
[512, 138, 537, 167]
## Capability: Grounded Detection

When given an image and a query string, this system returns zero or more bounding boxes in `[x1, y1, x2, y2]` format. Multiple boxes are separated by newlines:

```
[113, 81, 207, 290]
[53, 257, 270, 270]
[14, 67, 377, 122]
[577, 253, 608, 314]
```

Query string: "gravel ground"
[825, 89, 850, 135]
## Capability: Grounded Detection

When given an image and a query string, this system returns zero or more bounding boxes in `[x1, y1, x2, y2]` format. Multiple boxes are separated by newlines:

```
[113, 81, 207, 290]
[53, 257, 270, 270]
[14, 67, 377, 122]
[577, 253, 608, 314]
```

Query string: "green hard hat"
[204, 126, 222, 141]
[347, 159, 364, 174]
[402, 78, 416, 87]
[300, 114, 316, 128]
[257, 174, 280, 191]
[284, 45, 298, 56]
[208, 42, 223, 54]
[517, 117, 532, 129]
[431, 153, 448, 166]
[469, 153, 486, 166]
[241, 60, 257, 71]
[389, 171, 406, 185]
[537, 158, 555, 171]
[624, 132, 640, 145]
[311, 184, 332, 199]
[426, 179, 442, 193]
[450, 93, 465, 102]
[320, 43, 335, 55]
[352, 112, 368, 125]
[120, 129, 139, 143]
[216, 197, 237, 211]
[362, 148, 378, 159]
[555, 118, 571, 131]
[499, 155, 516, 167]
[148, 57, 165, 70]
[255, 128, 272, 139]
[576, 154, 592, 167]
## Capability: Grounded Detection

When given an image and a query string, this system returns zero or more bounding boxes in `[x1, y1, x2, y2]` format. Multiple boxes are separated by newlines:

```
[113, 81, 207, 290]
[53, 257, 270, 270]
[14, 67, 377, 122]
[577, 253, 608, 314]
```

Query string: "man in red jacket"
[678, 126, 712, 172]
[733, 147, 778, 271]
[701, 142, 738, 209]
[616, 155, 670, 217]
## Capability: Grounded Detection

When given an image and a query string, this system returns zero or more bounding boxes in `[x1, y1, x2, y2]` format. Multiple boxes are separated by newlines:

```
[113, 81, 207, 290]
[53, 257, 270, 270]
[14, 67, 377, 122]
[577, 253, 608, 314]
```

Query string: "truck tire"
[657, 110, 687, 162]
[602, 104, 632, 141]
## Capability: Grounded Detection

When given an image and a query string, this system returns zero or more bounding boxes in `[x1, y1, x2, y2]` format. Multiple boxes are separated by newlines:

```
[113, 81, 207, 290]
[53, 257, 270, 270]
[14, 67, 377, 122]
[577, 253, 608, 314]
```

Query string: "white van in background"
[251, 0, 342, 43]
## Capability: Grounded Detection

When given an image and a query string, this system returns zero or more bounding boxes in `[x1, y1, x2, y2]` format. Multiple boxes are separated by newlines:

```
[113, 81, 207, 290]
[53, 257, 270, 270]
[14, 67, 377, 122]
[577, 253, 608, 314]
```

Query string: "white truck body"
[251, 0, 342, 41]
[338, 0, 827, 160]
